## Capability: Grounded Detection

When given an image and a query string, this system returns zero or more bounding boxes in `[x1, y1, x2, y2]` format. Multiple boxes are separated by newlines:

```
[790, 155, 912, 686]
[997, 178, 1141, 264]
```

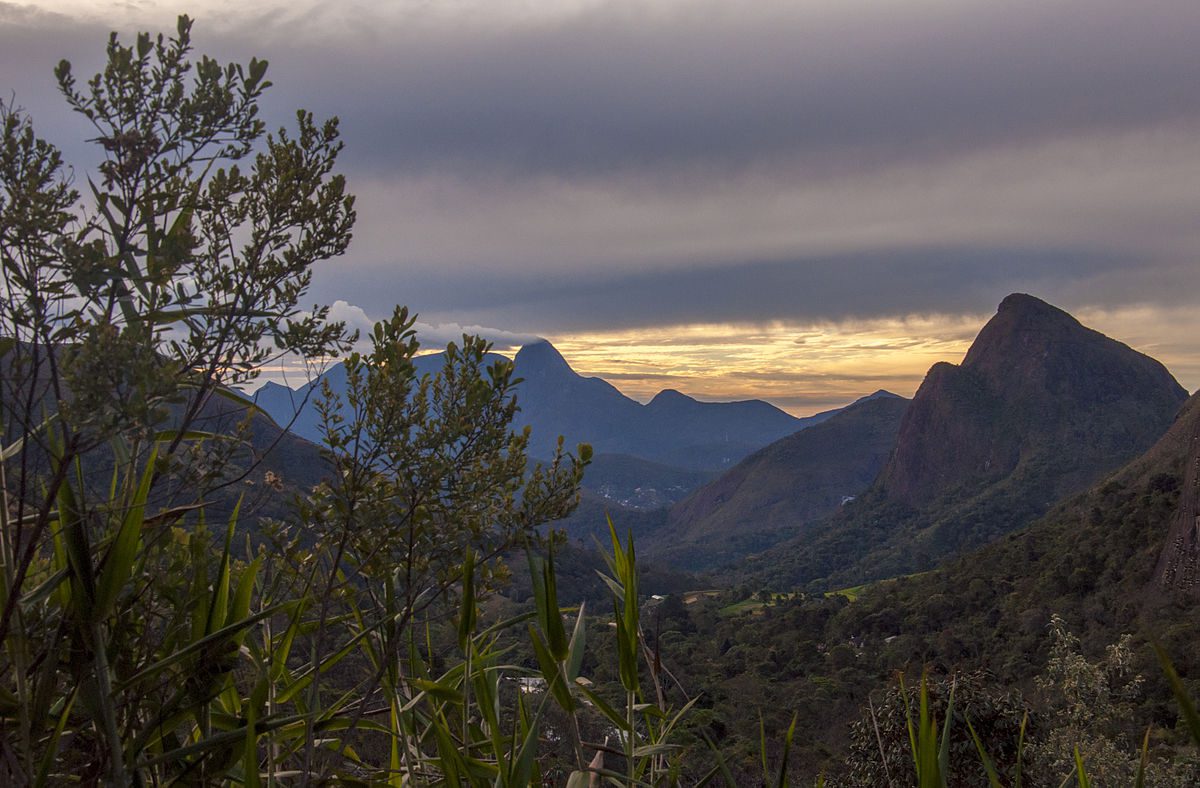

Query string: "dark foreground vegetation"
[1, 16, 1198, 786]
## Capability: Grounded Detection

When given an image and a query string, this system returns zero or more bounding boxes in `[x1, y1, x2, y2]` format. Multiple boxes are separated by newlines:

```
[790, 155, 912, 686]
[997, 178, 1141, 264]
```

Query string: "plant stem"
[91, 621, 128, 786]
[627, 689, 636, 787]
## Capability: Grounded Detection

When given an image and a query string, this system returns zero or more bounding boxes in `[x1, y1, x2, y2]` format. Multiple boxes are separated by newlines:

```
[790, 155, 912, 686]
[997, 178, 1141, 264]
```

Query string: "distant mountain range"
[745, 293, 1188, 589]
[254, 338, 853, 479]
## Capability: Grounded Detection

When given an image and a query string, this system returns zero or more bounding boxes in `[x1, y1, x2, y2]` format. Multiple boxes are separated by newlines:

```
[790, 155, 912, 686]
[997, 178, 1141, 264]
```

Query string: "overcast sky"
[4, 1, 1199, 412]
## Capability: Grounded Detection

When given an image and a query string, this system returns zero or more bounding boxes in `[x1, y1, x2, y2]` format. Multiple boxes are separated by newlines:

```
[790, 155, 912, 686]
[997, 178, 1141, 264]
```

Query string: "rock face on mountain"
[645, 393, 909, 570]
[878, 293, 1187, 508]
[749, 294, 1189, 590]
[795, 392, 1200, 711]
[257, 339, 826, 474]
[1154, 394, 1200, 596]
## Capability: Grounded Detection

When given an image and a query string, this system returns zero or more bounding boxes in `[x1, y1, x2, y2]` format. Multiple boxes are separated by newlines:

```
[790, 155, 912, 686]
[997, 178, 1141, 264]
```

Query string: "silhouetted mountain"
[253, 352, 508, 443]
[508, 339, 647, 460]
[256, 339, 832, 473]
[750, 294, 1188, 590]
[647, 393, 909, 570]
[510, 339, 820, 469]
[878, 293, 1185, 507]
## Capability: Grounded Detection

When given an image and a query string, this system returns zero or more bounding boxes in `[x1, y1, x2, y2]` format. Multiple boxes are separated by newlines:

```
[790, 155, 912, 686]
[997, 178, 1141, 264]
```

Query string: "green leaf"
[1154, 642, 1200, 747]
[1074, 747, 1091, 788]
[701, 731, 739, 788]
[1015, 711, 1027, 788]
[577, 685, 631, 732]
[542, 547, 568, 660]
[458, 547, 476, 652]
[527, 625, 574, 713]
[94, 447, 157, 620]
[1134, 726, 1150, 788]
[204, 498, 242, 637]
[34, 686, 78, 788]
[120, 601, 297, 689]
[967, 718, 1004, 788]
[937, 679, 955, 786]
[228, 555, 262, 640]
[774, 712, 798, 788]
[409, 678, 463, 706]
[565, 600, 587, 681]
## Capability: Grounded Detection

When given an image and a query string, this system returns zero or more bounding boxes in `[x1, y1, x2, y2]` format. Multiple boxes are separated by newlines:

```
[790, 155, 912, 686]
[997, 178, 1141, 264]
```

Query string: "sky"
[3, 1, 1199, 413]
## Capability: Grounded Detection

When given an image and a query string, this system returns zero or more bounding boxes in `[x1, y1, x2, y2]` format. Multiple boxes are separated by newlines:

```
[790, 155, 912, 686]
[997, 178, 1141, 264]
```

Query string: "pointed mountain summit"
[256, 338, 833, 474]
[749, 294, 1188, 589]
[879, 292, 1186, 508]
[510, 340, 644, 460]
[510, 340, 813, 469]
[513, 338, 574, 377]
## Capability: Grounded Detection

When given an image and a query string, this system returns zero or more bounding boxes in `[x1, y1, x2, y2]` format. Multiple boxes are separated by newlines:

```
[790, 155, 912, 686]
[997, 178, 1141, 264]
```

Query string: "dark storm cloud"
[328, 245, 1167, 333]
[251, 0, 1200, 179]
[19, 2, 1192, 179]
[7, 1, 1200, 194]
[3, 1, 1199, 344]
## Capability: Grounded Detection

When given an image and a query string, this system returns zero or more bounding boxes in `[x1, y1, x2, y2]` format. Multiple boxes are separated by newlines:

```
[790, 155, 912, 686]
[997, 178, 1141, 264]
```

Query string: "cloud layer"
[4, 1, 1199, 401]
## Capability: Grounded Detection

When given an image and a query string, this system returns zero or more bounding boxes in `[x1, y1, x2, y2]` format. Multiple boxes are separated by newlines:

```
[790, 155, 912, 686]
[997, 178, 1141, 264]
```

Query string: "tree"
[0, 16, 592, 784]
[0, 15, 357, 783]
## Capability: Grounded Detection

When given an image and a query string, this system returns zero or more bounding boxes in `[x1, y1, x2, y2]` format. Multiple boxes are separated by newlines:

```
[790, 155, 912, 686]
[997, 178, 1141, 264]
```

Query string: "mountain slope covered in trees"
[646, 392, 909, 570]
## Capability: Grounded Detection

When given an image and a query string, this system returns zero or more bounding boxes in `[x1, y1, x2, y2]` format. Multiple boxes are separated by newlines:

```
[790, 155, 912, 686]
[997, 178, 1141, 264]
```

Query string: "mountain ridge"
[255, 340, 844, 473]
[747, 293, 1188, 590]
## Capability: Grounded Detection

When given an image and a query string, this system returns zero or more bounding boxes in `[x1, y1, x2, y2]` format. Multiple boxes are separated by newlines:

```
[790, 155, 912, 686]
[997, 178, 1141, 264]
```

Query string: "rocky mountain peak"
[879, 293, 1186, 508]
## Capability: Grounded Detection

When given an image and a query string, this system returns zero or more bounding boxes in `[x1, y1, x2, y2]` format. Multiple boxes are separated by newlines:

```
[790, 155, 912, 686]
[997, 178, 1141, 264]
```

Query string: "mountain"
[645, 392, 909, 570]
[834, 388, 1200, 675]
[1153, 395, 1200, 596]
[255, 339, 833, 474]
[665, 391, 1200, 780]
[750, 293, 1189, 590]
[508, 339, 818, 470]
[506, 340, 647, 461]
[253, 351, 508, 444]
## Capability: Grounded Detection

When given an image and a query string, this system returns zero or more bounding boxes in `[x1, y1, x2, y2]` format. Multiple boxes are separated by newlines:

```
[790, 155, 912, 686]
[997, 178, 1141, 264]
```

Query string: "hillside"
[646, 393, 909, 570]
[652, 392, 1200, 781]
[832, 389, 1200, 678]
[575, 453, 715, 509]
[750, 294, 1188, 590]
